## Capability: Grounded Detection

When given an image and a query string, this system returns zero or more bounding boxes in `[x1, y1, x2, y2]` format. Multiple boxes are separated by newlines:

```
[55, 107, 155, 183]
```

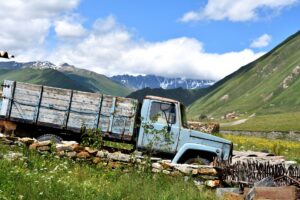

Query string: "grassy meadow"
[221, 112, 300, 132]
[0, 144, 216, 200]
[221, 134, 300, 163]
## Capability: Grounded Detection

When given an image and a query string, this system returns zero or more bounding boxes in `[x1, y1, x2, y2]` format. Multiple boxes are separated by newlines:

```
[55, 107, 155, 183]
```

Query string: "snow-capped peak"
[22, 61, 60, 70]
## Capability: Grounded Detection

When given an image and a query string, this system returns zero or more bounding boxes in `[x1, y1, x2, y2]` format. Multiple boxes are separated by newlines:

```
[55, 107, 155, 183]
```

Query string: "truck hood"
[185, 128, 232, 145]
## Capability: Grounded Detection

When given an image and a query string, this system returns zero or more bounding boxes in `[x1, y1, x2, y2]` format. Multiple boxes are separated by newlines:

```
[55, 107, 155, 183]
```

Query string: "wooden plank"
[42, 87, 72, 101]
[16, 82, 41, 91]
[40, 97, 70, 111]
[14, 88, 40, 97]
[14, 94, 39, 103]
[67, 112, 98, 129]
[38, 108, 66, 126]
[72, 91, 101, 102]
[10, 105, 36, 121]
[98, 116, 110, 132]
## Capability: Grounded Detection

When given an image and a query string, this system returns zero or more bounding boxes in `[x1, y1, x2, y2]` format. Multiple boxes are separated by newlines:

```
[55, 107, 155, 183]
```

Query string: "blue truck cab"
[137, 96, 233, 164]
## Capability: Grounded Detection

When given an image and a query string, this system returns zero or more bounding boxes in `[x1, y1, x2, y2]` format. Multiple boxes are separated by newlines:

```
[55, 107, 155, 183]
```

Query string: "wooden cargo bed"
[0, 80, 139, 141]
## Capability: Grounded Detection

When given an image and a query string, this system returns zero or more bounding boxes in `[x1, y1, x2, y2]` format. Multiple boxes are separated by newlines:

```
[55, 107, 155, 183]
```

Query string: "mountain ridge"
[188, 30, 300, 126]
[0, 61, 132, 96]
[111, 74, 215, 90]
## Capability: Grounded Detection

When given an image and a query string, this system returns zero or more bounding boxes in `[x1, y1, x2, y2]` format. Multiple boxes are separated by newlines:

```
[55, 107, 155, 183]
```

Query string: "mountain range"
[0, 61, 214, 102]
[111, 74, 215, 90]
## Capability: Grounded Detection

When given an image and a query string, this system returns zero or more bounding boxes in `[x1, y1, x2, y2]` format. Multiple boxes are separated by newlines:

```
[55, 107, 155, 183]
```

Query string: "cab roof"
[145, 95, 179, 104]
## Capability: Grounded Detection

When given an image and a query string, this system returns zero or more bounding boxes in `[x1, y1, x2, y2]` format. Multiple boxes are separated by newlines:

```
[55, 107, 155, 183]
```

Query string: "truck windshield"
[180, 104, 189, 128]
[150, 102, 176, 124]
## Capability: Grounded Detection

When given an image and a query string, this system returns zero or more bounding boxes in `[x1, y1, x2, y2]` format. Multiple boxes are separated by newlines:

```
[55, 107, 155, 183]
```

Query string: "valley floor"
[221, 112, 300, 133]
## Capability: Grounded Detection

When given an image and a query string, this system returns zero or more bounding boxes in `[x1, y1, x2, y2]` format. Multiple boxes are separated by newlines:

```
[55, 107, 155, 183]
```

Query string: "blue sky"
[76, 0, 300, 53]
[1, 0, 300, 80]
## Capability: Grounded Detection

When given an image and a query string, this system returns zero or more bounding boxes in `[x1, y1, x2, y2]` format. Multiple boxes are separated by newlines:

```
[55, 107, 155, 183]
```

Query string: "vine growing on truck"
[141, 115, 174, 156]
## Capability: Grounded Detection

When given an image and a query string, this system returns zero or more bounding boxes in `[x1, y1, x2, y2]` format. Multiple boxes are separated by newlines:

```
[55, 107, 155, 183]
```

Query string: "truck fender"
[171, 143, 222, 164]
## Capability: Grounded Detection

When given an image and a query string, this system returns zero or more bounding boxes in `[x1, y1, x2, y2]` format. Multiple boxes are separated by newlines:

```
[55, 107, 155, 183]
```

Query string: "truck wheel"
[37, 134, 63, 144]
[184, 157, 211, 165]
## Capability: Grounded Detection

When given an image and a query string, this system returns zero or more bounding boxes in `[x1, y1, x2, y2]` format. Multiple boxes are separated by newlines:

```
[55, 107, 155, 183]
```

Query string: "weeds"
[0, 144, 216, 200]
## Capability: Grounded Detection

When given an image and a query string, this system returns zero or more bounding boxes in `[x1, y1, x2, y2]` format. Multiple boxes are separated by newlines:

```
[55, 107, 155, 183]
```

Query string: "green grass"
[221, 134, 300, 163]
[0, 144, 216, 200]
[221, 112, 300, 132]
[188, 30, 300, 126]
[62, 69, 132, 97]
[0, 68, 92, 92]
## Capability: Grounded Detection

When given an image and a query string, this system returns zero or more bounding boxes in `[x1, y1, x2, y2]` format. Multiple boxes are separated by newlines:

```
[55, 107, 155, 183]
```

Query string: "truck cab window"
[150, 102, 176, 124]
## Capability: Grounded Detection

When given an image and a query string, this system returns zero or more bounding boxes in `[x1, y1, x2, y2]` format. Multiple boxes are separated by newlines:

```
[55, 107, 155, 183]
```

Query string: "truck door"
[141, 100, 180, 153]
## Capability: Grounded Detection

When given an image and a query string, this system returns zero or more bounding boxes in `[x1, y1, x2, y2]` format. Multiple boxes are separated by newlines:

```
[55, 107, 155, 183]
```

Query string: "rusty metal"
[145, 95, 179, 103]
[225, 161, 300, 187]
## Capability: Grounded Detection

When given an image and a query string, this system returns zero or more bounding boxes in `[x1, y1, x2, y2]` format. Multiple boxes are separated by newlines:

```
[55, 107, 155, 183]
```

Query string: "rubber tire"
[37, 134, 63, 144]
[184, 157, 211, 165]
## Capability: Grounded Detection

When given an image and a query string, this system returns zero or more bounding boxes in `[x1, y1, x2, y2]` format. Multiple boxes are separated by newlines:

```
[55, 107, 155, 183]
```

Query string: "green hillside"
[0, 65, 132, 96]
[60, 67, 132, 97]
[127, 87, 210, 106]
[0, 68, 92, 92]
[188, 31, 300, 131]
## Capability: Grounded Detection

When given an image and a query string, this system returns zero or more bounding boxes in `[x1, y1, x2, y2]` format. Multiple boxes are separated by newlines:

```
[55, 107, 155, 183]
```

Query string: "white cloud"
[0, 0, 80, 52]
[250, 34, 272, 48]
[1, 2, 265, 80]
[180, 0, 298, 22]
[46, 16, 264, 80]
[55, 20, 86, 38]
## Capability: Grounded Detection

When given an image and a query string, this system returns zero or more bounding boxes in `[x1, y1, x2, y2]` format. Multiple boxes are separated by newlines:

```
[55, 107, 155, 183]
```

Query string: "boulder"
[152, 168, 161, 173]
[160, 161, 174, 170]
[37, 146, 50, 151]
[85, 147, 98, 154]
[152, 162, 163, 170]
[72, 144, 85, 152]
[62, 141, 78, 146]
[175, 165, 194, 174]
[56, 151, 65, 157]
[162, 170, 171, 175]
[55, 144, 73, 152]
[18, 137, 35, 145]
[29, 143, 38, 150]
[66, 151, 76, 158]
[36, 140, 51, 147]
[198, 167, 218, 175]
[96, 150, 109, 158]
[93, 157, 101, 164]
[205, 180, 220, 188]
[76, 151, 90, 159]
[107, 152, 131, 162]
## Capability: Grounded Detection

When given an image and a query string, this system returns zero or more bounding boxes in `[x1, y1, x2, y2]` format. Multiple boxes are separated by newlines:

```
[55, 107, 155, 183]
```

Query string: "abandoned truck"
[0, 80, 232, 164]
